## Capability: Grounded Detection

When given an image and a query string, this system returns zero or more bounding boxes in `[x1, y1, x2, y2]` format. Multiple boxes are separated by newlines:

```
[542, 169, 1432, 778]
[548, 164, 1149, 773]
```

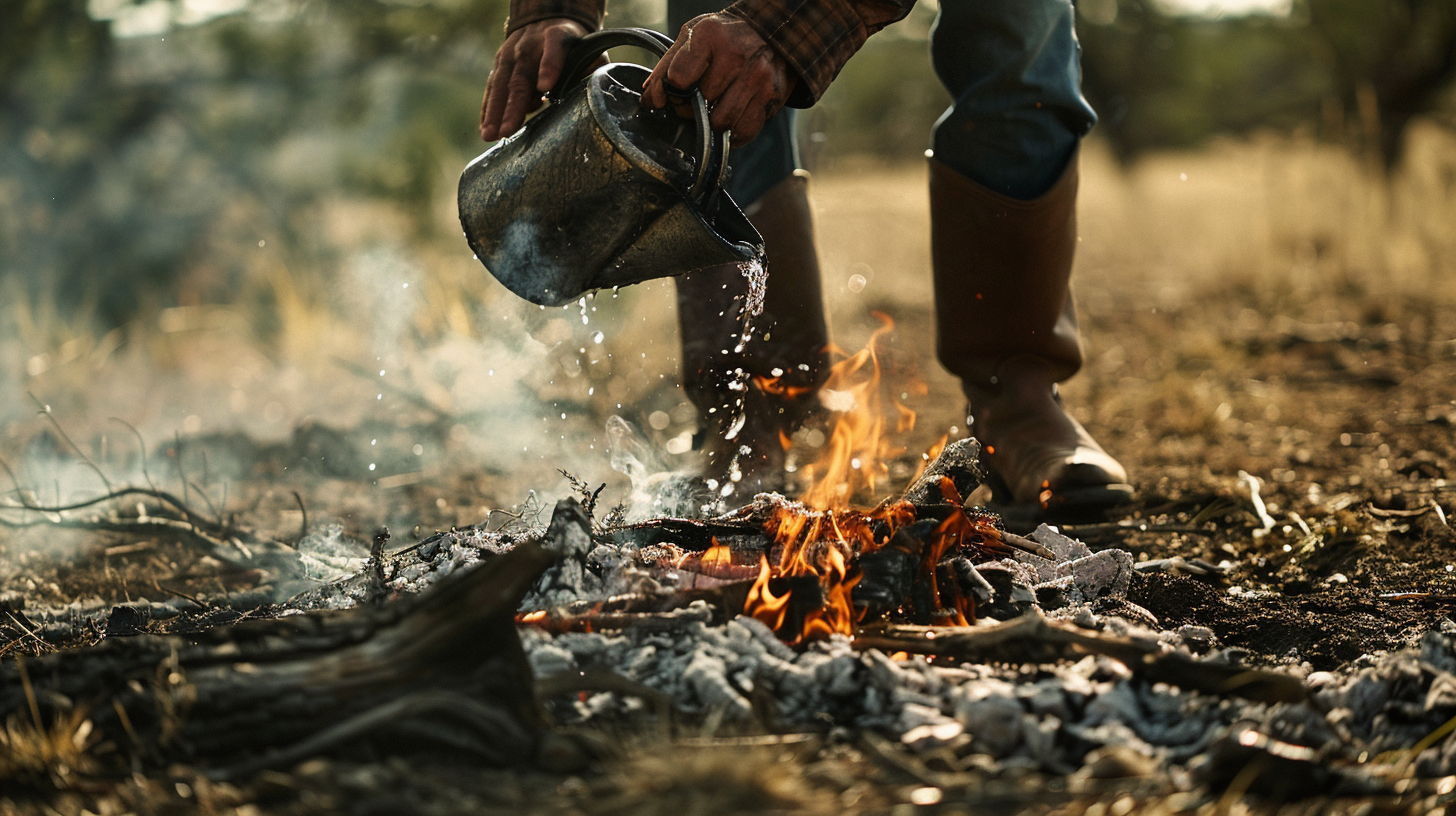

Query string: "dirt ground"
[2, 127, 1456, 814]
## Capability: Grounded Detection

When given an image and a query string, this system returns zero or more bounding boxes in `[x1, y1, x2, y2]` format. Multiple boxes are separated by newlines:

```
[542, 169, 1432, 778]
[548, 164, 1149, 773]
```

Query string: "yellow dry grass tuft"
[0, 660, 99, 790]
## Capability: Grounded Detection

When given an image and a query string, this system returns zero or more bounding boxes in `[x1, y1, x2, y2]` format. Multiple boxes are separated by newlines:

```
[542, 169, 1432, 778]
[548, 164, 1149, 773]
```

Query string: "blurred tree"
[1076, 0, 1456, 170]
[1077, 1, 1329, 161]
[1303, 0, 1456, 168]
[1, 0, 505, 335]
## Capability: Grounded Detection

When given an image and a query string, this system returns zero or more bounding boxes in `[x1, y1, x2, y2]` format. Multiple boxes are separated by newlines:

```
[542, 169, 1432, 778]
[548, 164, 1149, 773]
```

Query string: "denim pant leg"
[930, 0, 1096, 199]
[666, 0, 800, 208]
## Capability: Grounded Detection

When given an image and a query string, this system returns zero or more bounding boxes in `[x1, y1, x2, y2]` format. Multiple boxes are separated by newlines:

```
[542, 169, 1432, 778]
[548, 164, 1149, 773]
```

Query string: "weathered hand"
[642, 14, 796, 144]
[480, 18, 592, 142]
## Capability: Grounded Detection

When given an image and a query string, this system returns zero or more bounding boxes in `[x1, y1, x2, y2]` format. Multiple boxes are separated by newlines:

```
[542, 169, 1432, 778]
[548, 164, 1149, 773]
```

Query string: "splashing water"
[732, 254, 767, 355]
[714, 251, 768, 496]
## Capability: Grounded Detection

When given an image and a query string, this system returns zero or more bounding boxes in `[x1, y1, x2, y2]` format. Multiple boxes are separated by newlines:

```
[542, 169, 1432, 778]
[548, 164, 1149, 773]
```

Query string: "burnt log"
[901, 438, 986, 508]
[0, 533, 563, 776]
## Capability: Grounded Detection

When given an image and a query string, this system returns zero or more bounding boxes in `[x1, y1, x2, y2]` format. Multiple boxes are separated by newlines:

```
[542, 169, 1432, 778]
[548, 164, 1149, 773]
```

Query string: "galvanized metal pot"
[459, 28, 763, 307]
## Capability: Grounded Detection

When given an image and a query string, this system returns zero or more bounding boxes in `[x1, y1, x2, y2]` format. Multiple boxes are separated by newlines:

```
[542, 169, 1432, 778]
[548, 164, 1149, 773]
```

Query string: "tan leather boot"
[929, 152, 1131, 520]
[677, 171, 829, 494]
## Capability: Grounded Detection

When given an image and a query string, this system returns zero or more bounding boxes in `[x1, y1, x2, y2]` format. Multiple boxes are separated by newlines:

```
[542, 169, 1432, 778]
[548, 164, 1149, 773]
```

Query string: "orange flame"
[798, 313, 912, 512]
[746, 554, 790, 632]
[799, 544, 861, 639]
[740, 315, 1001, 642]
[701, 537, 731, 568]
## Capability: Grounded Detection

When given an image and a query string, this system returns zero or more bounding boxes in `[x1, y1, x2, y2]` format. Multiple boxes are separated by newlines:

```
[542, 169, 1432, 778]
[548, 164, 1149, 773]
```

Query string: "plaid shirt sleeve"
[723, 0, 916, 106]
[505, 0, 605, 35]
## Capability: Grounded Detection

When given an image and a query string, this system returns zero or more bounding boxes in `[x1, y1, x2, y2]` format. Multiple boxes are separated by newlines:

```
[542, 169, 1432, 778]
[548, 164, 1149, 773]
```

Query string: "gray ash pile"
[271, 438, 1456, 797]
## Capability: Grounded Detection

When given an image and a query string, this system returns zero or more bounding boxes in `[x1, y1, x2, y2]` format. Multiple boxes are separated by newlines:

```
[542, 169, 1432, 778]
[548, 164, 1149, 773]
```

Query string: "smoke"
[341, 245, 424, 362]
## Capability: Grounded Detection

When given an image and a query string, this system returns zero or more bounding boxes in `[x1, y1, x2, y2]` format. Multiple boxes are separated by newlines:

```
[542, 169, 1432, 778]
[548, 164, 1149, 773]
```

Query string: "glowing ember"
[700, 537, 731, 568]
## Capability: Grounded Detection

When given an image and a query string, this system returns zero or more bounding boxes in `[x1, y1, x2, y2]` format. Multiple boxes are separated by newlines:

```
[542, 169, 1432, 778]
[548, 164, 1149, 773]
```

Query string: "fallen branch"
[0, 481, 305, 577]
[854, 611, 1307, 705]
[0, 536, 563, 774]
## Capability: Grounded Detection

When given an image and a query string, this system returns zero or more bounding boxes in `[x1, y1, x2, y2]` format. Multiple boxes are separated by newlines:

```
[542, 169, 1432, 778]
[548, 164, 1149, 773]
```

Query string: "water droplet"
[368, 463, 376, 471]
[592, 331, 604, 344]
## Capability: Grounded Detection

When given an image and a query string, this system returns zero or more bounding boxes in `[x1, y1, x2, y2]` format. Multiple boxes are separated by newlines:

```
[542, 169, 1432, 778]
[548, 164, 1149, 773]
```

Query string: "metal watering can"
[459, 28, 763, 307]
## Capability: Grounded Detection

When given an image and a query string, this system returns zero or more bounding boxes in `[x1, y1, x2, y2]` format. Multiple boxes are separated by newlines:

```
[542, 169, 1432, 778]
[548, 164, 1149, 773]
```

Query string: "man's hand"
[642, 14, 795, 144]
[480, 18, 592, 142]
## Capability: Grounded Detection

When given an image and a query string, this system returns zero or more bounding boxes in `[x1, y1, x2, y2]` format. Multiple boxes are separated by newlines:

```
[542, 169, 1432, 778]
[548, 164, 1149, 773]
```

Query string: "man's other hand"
[642, 14, 795, 144]
[480, 18, 591, 142]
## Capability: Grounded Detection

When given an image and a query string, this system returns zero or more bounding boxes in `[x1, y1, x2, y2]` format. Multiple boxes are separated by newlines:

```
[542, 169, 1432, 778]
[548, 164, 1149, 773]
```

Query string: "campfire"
[679, 312, 1020, 643]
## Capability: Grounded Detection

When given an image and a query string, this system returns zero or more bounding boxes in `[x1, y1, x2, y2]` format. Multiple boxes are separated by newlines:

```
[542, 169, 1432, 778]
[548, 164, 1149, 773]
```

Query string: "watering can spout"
[458, 28, 763, 307]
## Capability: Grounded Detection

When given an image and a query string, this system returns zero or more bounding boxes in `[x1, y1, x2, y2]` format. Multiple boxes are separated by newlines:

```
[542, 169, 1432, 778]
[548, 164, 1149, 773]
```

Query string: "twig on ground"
[291, 491, 307, 543]
[0, 485, 216, 535]
[152, 582, 212, 610]
[110, 418, 160, 494]
[517, 605, 716, 635]
[28, 392, 113, 493]
[1059, 522, 1221, 539]
[174, 432, 190, 516]
[854, 611, 1306, 705]
[6, 613, 55, 655]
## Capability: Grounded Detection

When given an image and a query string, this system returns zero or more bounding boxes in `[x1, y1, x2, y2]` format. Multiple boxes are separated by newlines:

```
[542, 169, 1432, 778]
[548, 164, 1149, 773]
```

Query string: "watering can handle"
[550, 28, 722, 203]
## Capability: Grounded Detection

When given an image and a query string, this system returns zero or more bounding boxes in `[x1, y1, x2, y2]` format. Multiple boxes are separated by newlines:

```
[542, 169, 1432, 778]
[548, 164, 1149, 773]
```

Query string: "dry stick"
[291, 490, 308, 543]
[110, 417, 160, 494]
[854, 611, 1307, 705]
[6, 613, 53, 655]
[1058, 522, 1220, 538]
[0, 482, 214, 532]
[519, 608, 715, 635]
[0, 455, 34, 508]
[152, 582, 212, 610]
[185, 478, 222, 523]
[0, 513, 243, 567]
[28, 392, 113, 493]
[174, 431, 190, 518]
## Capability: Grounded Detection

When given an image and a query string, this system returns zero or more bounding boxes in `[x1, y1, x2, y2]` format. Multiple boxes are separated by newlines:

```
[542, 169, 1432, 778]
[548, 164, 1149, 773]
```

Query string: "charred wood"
[0, 536, 559, 774]
[855, 611, 1307, 704]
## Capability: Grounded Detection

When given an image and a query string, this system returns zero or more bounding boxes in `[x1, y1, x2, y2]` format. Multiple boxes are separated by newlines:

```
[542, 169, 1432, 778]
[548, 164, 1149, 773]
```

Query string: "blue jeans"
[665, 0, 1096, 202]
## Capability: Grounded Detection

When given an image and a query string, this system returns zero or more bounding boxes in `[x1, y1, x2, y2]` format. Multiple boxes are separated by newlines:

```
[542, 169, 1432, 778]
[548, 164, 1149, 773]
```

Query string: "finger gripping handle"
[550, 28, 719, 203]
